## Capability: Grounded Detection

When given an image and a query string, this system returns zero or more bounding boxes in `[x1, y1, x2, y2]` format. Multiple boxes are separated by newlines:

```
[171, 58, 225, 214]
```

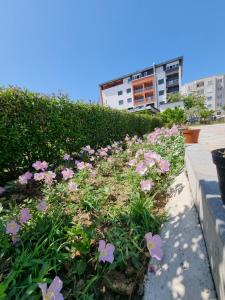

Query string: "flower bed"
[0, 126, 184, 300]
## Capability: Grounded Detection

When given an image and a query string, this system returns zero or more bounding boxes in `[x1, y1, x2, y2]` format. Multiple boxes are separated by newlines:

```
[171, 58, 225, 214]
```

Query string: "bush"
[160, 107, 185, 126]
[0, 87, 162, 181]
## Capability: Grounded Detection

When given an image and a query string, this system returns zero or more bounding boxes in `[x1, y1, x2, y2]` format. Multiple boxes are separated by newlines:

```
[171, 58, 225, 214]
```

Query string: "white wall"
[159, 101, 184, 112]
[155, 66, 166, 104]
[101, 77, 133, 110]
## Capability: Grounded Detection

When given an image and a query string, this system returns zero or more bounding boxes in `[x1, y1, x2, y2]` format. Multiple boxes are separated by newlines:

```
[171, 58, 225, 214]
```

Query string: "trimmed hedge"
[0, 87, 162, 181]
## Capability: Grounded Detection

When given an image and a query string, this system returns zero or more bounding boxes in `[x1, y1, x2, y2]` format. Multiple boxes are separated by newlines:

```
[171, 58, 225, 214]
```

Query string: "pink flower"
[68, 181, 78, 192]
[135, 162, 148, 176]
[61, 168, 74, 181]
[140, 179, 154, 192]
[82, 145, 95, 155]
[158, 159, 170, 173]
[6, 220, 21, 235]
[32, 161, 48, 171]
[37, 200, 48, 212]
[18, 171, 32, 185]
[38, 276, 64, 300]
[0, 186, 5, 195]
[90, 170, 97, 177]
[98, 240, 115, 263]
[145, 158, 155, 168]
[19, 208, 32, 224]
[76, 161, 86, 170]
[145, 232, 163, 261]
[99, 150, 107, 157]
[85, 163, 93, 169]
[128, 159, 137, 166]
[63, 153, 71, 160]
[34, 172, 45, 181]
[43, 171, 56, 185]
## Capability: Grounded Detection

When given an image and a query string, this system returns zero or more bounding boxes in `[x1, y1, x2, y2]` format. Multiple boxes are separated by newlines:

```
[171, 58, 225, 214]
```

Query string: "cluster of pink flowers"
[68, 181, 78, 192]
[147, 125, 179, 144]
[63, 153, 72, 160]
[81, 145, 95, 155]
[76, 161, 93, 171]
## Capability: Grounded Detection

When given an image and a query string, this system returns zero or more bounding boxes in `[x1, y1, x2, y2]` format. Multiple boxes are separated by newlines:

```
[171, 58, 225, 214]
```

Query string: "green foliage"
[160, 107, 185, 126]
[0, 87, 162, 182]
[183, 94, 205, 110]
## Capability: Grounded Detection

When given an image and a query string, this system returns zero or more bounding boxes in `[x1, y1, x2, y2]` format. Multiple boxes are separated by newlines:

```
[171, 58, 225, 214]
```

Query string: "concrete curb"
[186, 144, 225, 300]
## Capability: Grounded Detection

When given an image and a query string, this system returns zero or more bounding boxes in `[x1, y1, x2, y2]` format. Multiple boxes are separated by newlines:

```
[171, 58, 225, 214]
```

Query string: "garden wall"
[0, 87, 162, 181]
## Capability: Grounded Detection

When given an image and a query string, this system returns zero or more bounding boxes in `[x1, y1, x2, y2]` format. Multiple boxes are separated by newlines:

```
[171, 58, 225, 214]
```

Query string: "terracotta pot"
[183, 129, 200, 144]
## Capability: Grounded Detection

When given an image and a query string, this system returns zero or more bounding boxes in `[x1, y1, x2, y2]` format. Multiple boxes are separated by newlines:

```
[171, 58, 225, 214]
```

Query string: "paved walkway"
[195, 123, 225, 150]
[144, 172, 217, 300]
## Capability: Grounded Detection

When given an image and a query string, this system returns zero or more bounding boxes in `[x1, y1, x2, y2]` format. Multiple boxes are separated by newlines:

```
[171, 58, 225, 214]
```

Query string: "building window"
[127, 98, 132, 103]
[126, 88, 131, 93]
[159, 90, 164, 96]
[158, 79, 164, 85]
[118, 91, 123, 96]
[207, 96, 212, 101]
[118, 100, 124, 105]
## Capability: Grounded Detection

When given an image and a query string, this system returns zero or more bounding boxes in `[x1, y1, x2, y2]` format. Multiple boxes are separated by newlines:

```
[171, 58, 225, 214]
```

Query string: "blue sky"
[0, 0, 225, 102]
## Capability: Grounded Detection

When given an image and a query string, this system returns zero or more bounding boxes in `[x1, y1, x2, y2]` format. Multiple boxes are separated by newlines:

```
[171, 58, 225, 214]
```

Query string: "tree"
[160, 107, 185, 126]
[183, 94, 205, 110]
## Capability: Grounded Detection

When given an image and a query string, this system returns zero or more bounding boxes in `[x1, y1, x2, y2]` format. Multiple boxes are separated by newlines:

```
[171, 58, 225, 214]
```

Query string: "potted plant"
[183, 127, 200, 144]
[212, 148, 225, 204]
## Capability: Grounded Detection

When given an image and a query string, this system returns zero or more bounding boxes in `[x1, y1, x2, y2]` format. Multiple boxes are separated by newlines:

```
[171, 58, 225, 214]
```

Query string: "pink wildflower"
[76, 161, 86, 170]
[135, 162, 148, 176]
[98, 240, 115, 263]
[61, 168, 74, 181]
[19, 208, 32, 224]
[140, 179, 154, 192]
[34, 172, 45, 181]
[43, 171, 56, 185]
[0, 186, 5, 195]
[37, 200, 48, 212]
[63, 153, 71, 160]
[159, 159, 170, 173]
[6, 220, 21, 235]
[32, 161, 48, 171]
[128, 159, 137, 166]
[68, 181, 78, 192]
[38, 276, 64, 300]
[18, 171, 32, 185]
[145, 232, 163, 261]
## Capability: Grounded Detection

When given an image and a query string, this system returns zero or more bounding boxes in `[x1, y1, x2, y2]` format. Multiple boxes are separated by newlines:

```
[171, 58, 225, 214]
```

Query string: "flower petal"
[98, 240, 106, 252]
[48, 276, 63, 294]
[38, 283, 47, 298]
[145, 232, 153, 242]
[152, 235, 163, 247]
[150, 247, 163, 261]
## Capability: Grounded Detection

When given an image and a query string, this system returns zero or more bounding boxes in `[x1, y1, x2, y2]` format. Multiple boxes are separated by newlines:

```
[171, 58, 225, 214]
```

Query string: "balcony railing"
[144, 85, 154, 91]
[146, 96, 154, 101]
[134, 88, 143, 94]
[166, 79, 179, 86]
[165, 66, 179, 73]
[134, 97, 144, 103]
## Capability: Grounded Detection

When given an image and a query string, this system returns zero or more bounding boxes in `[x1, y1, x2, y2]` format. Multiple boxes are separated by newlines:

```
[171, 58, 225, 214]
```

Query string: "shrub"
[160, 107, 185, 126]
[0, 87, 162, 182]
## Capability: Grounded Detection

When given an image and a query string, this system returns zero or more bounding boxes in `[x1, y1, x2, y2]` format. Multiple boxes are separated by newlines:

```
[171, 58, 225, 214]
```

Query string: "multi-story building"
[181, 75, 225, 110]
[99, 57, 183, 112]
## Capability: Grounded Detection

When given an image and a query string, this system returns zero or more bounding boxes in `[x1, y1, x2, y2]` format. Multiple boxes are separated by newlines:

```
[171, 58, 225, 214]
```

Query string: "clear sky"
[0, 0, 225, 102]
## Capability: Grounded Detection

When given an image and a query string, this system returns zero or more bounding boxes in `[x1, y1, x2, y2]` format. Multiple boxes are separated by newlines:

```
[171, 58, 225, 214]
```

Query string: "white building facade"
[181, 75, 225, 110]
[99, 57, 183, 112]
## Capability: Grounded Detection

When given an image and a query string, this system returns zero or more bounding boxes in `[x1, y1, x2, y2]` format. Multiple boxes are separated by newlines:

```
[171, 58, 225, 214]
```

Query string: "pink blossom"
[85, 163, 93, 169]
[43, 171, 56, 185]
[82, 145, 95, 155]
[144, 158, 155, 168]
[61, 168, 74, 181]
[90, 170, 97, 177]
[158, 159, 170, 173]
[98, 240, 115, 263]
[32, 161, 48, 171]
[107, 157, 113, 163]
[127, 159, 137, 166]
[18, 171, 32, 185]
[145, 232, 163, 261]
[38, 276, 64, 300]
[63, 153, 71, 160]
[34, 172, 45, 181]
[140, 179, 154, 192]
[76, 161, 86, 170]
[68, 181, 78, 192]
[99, 150, 108, 157]
[0, 186, 5, 195]
[37, 200, 48, 212]
[19, 208, 32, 224]
[135, 162, 148, 176]
[135, 149, 143, 158]
[6, 220, 21, 235]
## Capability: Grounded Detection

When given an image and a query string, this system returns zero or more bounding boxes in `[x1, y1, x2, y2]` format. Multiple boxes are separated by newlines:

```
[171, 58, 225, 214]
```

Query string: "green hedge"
[0, 87, 162, 181]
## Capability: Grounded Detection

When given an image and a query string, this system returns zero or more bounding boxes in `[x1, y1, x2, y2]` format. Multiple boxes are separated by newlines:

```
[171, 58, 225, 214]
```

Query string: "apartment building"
[181, 75, 225, 110]
[99, 57, 183, 112]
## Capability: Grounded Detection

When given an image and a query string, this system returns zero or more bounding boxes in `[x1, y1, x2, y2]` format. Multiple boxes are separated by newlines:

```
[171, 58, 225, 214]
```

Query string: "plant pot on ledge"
[212, 148, 225, 204]
[183, 128, 200, 144]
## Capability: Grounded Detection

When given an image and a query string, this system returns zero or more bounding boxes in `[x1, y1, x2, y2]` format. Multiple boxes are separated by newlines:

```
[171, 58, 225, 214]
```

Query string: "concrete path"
[144, 172, 217, 300]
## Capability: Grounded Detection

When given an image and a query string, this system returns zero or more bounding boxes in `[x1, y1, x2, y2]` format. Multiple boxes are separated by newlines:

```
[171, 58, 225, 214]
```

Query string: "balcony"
[134, 97, 144, 103]
[134, 88, 143, 94]
[146, 96, 154, 102]
[165, 66, 179, 74]
[166, 79, 179, 87]
[144, 85, 154, 91]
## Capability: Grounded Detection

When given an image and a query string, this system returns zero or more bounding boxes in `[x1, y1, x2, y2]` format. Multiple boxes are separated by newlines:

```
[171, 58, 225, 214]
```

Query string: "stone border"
[186, 144, 225, 300]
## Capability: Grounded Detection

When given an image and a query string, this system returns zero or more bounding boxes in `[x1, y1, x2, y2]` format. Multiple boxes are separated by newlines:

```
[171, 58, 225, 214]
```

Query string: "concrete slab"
[144, 172, 216, 300]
